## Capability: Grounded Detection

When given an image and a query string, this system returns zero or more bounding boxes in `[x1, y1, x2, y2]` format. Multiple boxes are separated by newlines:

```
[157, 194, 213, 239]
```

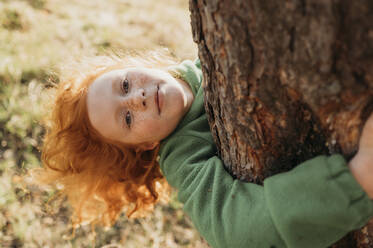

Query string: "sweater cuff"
[327, 154, 373, 226]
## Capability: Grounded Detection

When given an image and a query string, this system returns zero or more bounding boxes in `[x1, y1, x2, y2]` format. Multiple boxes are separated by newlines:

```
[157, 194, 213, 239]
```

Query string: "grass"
[0, 0, 206, 247]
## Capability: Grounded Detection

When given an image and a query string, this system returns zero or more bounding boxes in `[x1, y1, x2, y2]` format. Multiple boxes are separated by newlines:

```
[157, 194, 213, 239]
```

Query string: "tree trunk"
[189, 0, 373, 247]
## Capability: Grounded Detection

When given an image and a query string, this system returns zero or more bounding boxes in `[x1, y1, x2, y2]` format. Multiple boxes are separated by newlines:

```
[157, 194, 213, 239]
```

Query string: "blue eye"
[125, 111, 132, 128]
[122, 78, 129, 93]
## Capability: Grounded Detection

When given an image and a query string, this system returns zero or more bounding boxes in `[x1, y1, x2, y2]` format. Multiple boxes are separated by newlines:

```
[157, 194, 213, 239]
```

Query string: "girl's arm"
[159, 111, 373, 248]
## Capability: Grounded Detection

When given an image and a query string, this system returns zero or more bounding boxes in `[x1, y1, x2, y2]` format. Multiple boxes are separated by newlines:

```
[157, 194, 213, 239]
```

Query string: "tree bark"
[189, 0, 373, 247]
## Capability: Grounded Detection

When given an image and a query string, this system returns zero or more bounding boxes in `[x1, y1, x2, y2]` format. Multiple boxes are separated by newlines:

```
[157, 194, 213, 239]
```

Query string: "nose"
[121, 88, 146, 110]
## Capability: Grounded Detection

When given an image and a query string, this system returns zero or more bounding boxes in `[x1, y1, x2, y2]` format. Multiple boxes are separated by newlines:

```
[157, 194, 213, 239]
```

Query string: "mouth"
[156, 85, 161, 115]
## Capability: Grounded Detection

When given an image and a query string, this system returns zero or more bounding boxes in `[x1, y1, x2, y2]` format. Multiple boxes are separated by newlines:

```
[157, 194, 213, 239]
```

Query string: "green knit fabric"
[159, 59, 373, 248]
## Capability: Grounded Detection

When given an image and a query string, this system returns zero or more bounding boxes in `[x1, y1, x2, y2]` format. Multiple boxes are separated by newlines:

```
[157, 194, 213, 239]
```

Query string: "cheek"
[142, 122, 159, 133]
[135, 116, 163, 135]
[140, 119, 173, 140]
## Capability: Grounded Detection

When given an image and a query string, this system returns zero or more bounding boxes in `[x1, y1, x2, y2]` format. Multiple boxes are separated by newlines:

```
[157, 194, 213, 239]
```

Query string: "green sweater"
[159, 59, 373, 248]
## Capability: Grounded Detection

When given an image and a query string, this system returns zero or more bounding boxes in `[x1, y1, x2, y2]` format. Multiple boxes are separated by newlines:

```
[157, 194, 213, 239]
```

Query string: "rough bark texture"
[189, 0, 373, 247]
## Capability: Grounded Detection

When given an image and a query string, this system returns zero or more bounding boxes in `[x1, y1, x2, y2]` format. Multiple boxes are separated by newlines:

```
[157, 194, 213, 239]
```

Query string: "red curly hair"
[34, 51, 179, 226]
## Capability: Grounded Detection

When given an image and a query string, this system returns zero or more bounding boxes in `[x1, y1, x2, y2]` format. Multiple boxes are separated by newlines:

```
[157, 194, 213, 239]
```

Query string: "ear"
[136, 142, 160, 152]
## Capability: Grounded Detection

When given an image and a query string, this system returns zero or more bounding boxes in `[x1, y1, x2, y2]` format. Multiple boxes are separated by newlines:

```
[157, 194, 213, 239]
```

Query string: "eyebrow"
[114, 76, 124, 130]
[113, 75, 130, 132]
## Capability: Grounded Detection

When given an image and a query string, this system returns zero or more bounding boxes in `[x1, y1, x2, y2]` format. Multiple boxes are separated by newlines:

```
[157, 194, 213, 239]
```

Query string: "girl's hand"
[349, 112, 373, 198]
[357, 112, 373, 155]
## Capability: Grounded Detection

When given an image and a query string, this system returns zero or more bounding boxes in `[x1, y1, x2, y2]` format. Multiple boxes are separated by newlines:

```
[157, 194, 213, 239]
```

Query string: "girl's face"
[86, 68, 194, 150]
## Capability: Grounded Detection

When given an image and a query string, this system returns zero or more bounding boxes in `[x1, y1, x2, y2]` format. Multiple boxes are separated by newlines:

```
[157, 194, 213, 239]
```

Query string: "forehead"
[86, 70, 125, 139]
[90, 69, 125, 89]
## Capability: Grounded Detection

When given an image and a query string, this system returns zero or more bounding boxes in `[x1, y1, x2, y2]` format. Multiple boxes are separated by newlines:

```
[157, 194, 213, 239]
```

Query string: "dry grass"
[0, 0, 209, 247]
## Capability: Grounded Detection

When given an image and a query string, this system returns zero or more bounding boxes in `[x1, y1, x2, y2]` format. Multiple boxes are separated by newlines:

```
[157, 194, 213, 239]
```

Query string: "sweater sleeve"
[264, 155, 373, 247]
[159, 117, 373, 248]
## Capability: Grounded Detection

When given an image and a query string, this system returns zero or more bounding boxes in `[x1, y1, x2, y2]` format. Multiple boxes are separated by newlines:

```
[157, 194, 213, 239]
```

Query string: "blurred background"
[0, 0, 208, 247]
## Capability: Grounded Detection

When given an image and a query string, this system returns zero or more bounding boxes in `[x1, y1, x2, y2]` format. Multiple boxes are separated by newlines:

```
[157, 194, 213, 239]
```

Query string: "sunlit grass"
[0, 0, 205, 247]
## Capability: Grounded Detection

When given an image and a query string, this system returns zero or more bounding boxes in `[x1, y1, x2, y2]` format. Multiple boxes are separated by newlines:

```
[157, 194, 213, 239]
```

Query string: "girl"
[37, 51, 373, 248]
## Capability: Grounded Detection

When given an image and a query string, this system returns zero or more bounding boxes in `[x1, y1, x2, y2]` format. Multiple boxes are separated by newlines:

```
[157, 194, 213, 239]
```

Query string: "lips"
[155, 85, 161, 114]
